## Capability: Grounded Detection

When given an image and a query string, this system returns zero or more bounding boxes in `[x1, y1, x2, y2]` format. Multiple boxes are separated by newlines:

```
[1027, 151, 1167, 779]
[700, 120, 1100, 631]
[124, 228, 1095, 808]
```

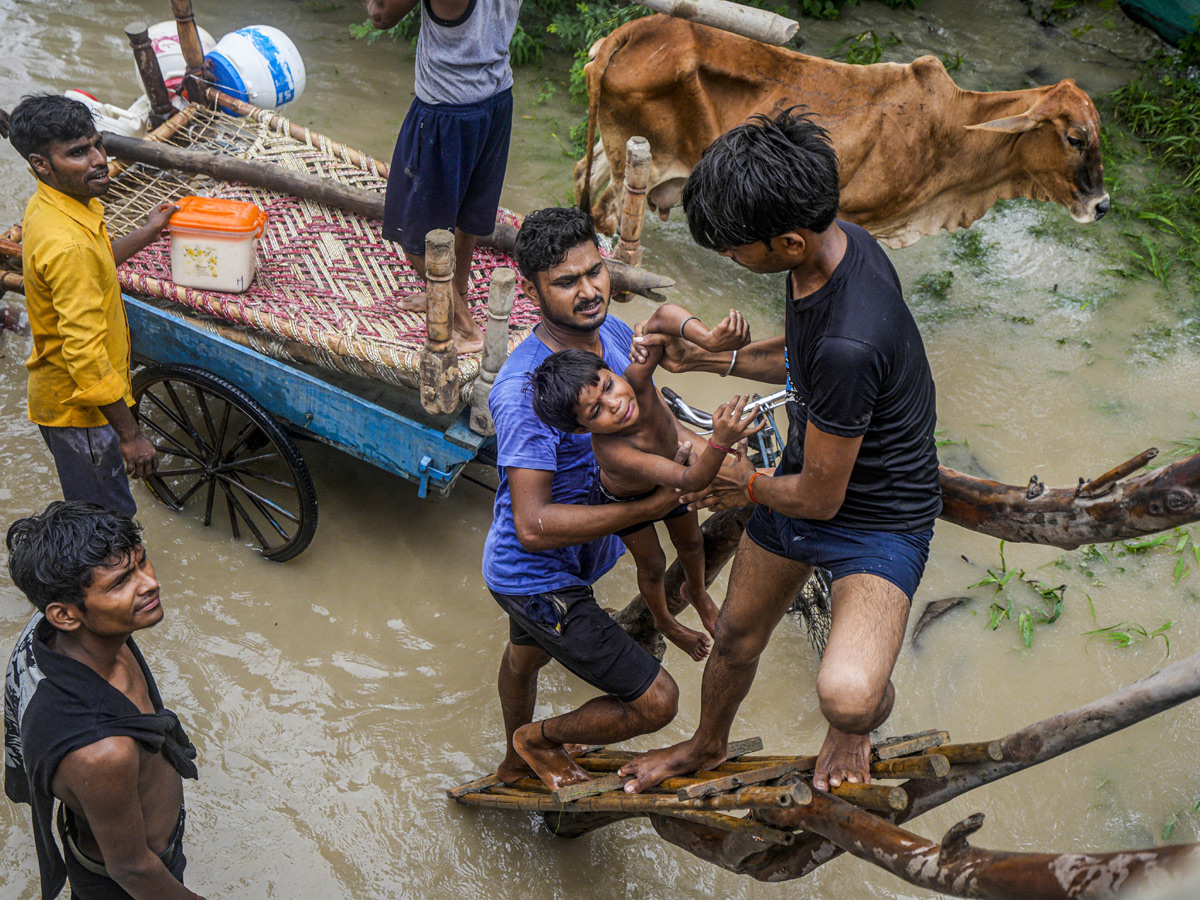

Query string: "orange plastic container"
[169, 196, 267, 293]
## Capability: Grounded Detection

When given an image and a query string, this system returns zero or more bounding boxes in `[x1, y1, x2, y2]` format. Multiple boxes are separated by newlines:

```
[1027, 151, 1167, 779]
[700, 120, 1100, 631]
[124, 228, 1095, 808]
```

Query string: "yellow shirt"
[21, 179, 133, 428]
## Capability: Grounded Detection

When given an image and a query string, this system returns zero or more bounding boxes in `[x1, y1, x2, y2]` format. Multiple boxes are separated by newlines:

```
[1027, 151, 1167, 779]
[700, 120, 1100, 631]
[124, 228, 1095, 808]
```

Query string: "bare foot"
[659, 617, 711, 661]
[454, 319, 485, 355]
[513, 722, 591, 790]
[496, 755, 534, 785]
[618, 737, 726, 794]
[812, 725, 872, 791]
[681, 583, 719, 637]
[396, 291, 428, 312]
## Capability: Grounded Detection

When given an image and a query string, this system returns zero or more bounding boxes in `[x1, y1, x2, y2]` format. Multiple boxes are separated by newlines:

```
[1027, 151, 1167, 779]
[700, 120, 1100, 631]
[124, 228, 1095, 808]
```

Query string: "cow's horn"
[964, 113, 1041, 134]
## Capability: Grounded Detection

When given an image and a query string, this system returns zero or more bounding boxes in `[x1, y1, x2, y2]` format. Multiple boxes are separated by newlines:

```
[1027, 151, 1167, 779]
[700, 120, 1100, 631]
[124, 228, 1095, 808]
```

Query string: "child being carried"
[529, 305, 759, 660]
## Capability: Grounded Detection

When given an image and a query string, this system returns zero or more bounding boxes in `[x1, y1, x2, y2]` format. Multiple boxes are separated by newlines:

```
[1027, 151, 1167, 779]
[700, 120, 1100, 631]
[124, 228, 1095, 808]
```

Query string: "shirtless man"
[365, 0, 522, 353]
[618, 110, 942, 793]
[4, 502, 201, 900]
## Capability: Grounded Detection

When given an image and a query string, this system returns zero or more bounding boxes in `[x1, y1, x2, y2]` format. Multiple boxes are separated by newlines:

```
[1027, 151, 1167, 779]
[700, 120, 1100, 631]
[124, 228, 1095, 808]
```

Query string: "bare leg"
[812, 573, 910, 791]
[515, 667, 679, 790]
[396, 232, 485, 353]
[623, 526, 709, 661]
[496, 642, 551, 783]
[620, 536, 812, 792]
[664, 512, 719, 637]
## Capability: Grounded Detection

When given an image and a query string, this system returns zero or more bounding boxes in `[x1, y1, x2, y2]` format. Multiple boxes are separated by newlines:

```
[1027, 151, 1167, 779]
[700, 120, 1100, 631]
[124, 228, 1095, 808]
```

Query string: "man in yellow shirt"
[7, 95, 176, 516]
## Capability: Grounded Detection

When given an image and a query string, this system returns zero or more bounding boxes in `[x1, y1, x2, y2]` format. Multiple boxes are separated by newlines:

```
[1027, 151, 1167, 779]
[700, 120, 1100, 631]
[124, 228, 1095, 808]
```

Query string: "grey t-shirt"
[415, 0, 521, 105]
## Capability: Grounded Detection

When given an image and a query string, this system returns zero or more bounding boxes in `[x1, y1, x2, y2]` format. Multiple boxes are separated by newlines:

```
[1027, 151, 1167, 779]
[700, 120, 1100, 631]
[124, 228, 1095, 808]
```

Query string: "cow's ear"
[965, 114, 1040, 134]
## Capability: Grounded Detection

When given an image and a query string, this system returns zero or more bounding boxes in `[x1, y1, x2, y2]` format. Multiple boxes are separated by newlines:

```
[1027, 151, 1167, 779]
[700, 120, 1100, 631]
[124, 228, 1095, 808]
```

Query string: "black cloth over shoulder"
[4, 614, 197, 900]
[776, 221, 942, 532]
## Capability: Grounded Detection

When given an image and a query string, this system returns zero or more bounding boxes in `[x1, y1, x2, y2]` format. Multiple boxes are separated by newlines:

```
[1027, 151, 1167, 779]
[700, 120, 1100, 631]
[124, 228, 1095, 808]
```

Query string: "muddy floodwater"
[3, 1, 1200, 897]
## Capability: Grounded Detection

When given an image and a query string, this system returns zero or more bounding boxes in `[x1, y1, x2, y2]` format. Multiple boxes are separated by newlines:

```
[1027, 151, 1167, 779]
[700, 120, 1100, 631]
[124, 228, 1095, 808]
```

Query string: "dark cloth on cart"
[38, 424, 136, 517]
[587, 473, 690, 538]
[4, 613, 198, 900]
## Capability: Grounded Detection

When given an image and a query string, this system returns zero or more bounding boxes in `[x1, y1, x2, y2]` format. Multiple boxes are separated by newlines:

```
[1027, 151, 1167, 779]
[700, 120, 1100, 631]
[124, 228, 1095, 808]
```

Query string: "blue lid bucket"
[206, 26, 306, 110]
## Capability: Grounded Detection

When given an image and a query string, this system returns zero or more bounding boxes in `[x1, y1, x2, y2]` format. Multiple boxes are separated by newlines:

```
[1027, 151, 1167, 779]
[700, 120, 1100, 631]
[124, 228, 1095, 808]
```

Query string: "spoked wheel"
[132, 364, 318, 561]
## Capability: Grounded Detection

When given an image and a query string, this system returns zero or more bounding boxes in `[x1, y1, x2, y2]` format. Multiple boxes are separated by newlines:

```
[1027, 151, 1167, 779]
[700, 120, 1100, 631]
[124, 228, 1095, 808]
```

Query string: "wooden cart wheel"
[132, 363, 318, 561]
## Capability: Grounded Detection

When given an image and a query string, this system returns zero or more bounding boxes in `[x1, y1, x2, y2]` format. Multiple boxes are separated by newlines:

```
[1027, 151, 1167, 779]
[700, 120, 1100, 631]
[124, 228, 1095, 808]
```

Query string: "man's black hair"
[6, 94, 98, 162]
[6, 501, 143, 615]
[682, 107, 840, 252]
[527, 349, 610, 433]
[513, 206, 600, 285]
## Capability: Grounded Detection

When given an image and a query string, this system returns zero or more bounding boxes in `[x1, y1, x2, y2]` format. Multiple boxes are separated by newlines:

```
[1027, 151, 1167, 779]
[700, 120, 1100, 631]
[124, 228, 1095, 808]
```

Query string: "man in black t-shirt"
[619, 109, 941, 795]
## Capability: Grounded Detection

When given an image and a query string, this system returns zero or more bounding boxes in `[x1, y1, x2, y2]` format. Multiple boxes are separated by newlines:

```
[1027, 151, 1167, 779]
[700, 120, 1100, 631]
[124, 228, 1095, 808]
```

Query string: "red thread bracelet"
[706, 438, 733, 454]
[748, 472, 764, 504]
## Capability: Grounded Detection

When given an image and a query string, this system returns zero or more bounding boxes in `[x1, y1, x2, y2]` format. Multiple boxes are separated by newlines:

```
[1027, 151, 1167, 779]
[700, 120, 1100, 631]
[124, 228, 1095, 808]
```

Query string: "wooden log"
[615, 136, 651, 271]
[0, 237, 21, 259]
[870, 754, 949, 780]
[873, 730, 948, 760]
[928, 741, 1004, 765]
[470, 780, 808, 813]
[169, 0, 208, 102]
[1077, 447, 1158, 498]
[106, 104, 202, 181]
[828, 782, 907, 813]
[1, 272, 24, 294]
[646, 648, 1200, 884]
[447, 773, 502, 799]
[938, 454, 1200, 549]
[678, 760, 810, 800]
[781, 790, 1200, 899]
[469, 269, 516, 435]
[125, 22, 175, 128]
[419, 230, 460, 415]
[100, 133, 385, 219]
[633, 1, 799, 45]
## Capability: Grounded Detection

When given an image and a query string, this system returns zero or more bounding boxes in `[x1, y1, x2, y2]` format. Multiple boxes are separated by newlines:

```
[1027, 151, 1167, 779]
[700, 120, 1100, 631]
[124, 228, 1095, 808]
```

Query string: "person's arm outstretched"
[643, 303, 751, 352]
[597, 395, 764, 492]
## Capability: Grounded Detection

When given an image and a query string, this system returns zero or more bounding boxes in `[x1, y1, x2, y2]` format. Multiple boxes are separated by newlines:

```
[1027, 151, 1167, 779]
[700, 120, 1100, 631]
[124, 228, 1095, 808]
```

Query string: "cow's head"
[965, 79, 1109, 224]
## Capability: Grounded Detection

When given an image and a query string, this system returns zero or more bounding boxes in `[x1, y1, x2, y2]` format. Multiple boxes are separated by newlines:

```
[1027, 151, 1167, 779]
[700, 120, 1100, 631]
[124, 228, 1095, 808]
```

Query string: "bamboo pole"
[467, 780, 809, 812]
[926, 741, 1004, 765]
[419, 230, 460, 415]
[169, 0, 207, 102]
[633, 1, 799, 45]
[125, 22, 175, 128]
[469, 269, 516, 435]
[615, 136, 651, 271]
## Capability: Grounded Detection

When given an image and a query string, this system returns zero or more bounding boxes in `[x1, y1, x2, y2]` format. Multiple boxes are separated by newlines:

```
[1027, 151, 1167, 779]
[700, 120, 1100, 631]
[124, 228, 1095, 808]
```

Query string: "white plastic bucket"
[142, 21, 217, 93]
[65, 90, 149, 138]
[206, 26, 306, 109]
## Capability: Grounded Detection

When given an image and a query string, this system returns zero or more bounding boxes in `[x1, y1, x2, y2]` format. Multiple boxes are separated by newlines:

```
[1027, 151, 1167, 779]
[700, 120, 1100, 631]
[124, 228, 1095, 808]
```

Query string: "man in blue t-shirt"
[484, 207, 683, 791]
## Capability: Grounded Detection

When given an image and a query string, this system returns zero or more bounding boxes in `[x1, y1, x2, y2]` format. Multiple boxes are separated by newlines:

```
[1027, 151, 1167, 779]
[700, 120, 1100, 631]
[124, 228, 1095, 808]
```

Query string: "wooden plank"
[447, 773, 502, 799]
[724, 737, 764, 759]
[678, 760, 810, 800]
[871, 753, 950, 779]
[551, 773, 631, 803]
[873, 730, 949, 761]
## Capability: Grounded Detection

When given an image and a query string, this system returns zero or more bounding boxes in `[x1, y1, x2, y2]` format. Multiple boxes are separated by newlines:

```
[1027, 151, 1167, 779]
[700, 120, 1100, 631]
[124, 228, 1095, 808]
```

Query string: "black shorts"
[490, 584, 660, 703]
[588, 475, 689, 538]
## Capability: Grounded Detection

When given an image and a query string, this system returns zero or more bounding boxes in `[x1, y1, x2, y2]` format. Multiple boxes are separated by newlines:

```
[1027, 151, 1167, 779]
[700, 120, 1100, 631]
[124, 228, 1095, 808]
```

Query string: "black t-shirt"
[776, 221, 942, 532]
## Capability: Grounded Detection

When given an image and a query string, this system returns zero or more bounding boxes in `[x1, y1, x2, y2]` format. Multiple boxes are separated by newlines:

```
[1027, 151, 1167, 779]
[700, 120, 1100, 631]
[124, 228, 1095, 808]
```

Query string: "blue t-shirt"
[483, 316, 633, 595]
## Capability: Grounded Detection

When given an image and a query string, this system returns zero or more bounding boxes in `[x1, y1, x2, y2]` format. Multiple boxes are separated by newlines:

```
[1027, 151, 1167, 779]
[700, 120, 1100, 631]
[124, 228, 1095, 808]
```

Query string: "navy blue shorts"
[490, 585, 661, 703]
[744, 506, 932, 600]
[587, 475, 689, 538]
[382, 88, 513, 255]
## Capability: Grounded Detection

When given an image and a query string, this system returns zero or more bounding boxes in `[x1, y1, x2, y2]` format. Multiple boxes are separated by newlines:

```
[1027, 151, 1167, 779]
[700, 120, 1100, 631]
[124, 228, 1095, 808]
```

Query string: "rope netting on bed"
[106, 103, 543, 387]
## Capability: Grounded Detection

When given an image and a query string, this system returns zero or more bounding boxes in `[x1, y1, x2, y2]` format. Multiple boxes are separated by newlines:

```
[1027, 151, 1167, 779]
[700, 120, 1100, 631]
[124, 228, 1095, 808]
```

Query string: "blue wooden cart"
[125, 295, 493, 561]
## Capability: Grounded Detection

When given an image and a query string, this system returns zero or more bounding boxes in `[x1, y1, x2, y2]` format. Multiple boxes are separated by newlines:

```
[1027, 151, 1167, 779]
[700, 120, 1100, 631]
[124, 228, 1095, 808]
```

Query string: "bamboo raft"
[448, 730, 1004, 844]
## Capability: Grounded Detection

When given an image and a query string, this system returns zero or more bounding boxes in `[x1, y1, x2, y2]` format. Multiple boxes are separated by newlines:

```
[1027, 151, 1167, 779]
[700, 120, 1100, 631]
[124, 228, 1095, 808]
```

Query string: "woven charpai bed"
[104, 101, 543, 389]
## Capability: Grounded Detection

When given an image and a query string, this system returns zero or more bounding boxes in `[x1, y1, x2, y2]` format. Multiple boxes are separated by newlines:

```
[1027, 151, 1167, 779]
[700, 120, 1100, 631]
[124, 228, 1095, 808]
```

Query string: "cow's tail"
[579, 29, 630, 215]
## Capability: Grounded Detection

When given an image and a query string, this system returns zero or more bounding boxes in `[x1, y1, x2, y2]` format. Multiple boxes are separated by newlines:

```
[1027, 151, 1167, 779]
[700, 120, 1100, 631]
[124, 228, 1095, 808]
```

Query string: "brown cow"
[576, 15, 1109, 248]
